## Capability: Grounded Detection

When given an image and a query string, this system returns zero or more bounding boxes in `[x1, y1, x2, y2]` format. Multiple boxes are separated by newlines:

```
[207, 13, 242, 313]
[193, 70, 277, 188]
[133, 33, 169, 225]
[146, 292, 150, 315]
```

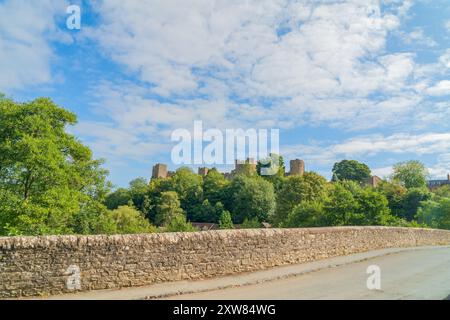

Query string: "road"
[167, 246, 450, 300]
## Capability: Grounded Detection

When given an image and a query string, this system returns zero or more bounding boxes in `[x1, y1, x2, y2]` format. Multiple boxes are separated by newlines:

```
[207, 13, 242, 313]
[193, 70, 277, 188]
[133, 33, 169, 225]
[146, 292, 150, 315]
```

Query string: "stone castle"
[151, 158, 385, 187]
[151, 158, 306, 180]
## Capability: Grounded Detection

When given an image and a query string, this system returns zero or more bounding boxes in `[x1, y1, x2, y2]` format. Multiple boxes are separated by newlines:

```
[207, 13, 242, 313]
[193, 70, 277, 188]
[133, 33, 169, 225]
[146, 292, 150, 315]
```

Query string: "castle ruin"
[288, 159, 305, 176]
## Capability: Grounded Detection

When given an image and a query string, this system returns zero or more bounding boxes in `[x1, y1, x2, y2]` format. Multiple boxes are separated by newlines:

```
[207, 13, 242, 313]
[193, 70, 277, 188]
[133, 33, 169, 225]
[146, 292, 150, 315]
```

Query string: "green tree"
[203, 168, 229, 205]
[227, 175, 275, 224]
[283, 201, 326, 228]
[399, 187, 431, 221]
[146, 176, 172, 222]
[391, 160, 428, 189]
[433, 185, 450, 198]
[274, 172, 327, 226]
[70, 201, 117, 235]
[417, 198, 450, 230]
[376, 180, 407, 217]
[0, 96, 110, 235]
[332, 160, 371, 184]
[241, 217, 262, 229]
[108, 205, 155, 234]
[356, 188, 391, 225]
[155, 191, 184, 226]
[324, 182, 361, 225]
[191, 199, 229, 223]
[218, 210, 234, 229]
[105, 188, 131, 210]
[168, 167, 203, 220]
[129, 178, 150, 212]
[165, 213, 197, 232]
[323, 181, 393, 226]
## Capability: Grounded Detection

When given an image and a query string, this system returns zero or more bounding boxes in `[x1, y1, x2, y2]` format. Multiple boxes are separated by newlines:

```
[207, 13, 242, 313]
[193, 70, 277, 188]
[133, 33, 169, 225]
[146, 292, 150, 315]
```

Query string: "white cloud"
[371, 166, 393, 179]
[83, 0, 423, 129]
[0, 0, 70, 92]
[282, 132, 450, 179]
[445, 20, 450, 32]
[427, 80, 450, 96]
[399, 27, 437, 47]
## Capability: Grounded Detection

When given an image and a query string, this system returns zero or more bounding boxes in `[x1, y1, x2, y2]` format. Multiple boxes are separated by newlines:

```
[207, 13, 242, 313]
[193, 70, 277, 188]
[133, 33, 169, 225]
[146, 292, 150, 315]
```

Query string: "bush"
[165, 213, 197, 232]
[283, 201, 326, 228]
[241, 217, 261, 229]
[218, 210, 234, 229]
[108, 205, 156, 234]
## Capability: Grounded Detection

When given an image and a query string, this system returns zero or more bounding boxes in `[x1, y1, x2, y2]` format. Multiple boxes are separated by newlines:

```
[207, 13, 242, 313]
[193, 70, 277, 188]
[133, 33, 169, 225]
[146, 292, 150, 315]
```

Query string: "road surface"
[167, 246, 450, 300]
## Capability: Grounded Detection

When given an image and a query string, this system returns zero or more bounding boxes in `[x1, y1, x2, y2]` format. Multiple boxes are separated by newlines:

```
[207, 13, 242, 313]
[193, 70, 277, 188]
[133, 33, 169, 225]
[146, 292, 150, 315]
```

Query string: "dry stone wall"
[1, 226, 450, 298]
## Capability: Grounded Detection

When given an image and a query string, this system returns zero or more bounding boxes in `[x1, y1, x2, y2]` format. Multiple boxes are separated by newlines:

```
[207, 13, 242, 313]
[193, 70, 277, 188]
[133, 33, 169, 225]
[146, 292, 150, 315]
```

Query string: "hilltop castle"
[151, 159, 387, 188]
[151, 158, 306, 180]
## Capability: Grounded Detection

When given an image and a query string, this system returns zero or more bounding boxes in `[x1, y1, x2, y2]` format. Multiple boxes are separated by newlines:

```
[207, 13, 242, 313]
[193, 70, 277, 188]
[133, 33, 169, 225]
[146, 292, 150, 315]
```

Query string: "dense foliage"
[2, 95, 450, 235]
[332, 160, 371, 184]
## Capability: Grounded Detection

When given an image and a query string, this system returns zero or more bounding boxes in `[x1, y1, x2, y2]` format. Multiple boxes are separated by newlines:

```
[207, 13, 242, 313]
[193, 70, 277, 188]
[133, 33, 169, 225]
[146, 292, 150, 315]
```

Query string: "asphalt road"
[168, 246, 450, 300]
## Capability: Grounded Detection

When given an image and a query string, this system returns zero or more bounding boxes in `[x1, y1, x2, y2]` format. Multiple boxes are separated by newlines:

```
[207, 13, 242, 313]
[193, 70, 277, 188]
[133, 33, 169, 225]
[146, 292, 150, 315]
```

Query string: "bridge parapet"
[1, 226, 449, 298]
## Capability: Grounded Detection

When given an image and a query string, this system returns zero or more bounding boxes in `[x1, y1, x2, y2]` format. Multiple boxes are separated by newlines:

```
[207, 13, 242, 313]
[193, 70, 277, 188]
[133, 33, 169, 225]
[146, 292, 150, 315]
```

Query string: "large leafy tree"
[202, 168, 229, 205]
[155, 191, 184, 226]
[0, 96, 110, 235]
[399, 187, 431, 221]
[105, 188, 132, 210]
[332, 160, 371, 184]
[324, 182, 361, 225]
[167, 167, 203, 219]
[227, 175, 275, 224]
[376, 180, 407, 217]
[128, 177, 150, 212]
[274, 172, 328, 226]
[324, 181, 391, 226]
[391, 160, 428, 189]
[283, 201, 327, 228]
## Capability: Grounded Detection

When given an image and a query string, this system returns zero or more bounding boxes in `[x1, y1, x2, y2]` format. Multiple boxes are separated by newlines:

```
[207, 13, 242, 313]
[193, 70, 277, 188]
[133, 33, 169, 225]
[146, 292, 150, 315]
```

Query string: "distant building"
[229, 158, 257, 177]
[365, 175, 382, 188]
[427, 174, 450, 190]
[198, 167, 209, 177]
[288, 159, 305, 176]
[152, 163, 168, 179]
[151, 158, 306, 180]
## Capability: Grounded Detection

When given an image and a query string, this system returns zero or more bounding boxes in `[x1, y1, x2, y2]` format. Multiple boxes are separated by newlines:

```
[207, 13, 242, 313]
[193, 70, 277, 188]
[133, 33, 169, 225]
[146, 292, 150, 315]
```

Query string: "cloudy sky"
[1, 0, 450, 187]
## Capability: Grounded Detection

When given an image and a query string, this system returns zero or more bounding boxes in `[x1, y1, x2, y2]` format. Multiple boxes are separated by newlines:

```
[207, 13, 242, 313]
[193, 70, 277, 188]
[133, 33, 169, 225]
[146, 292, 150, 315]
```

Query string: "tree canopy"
[0, 96, 111, 235]
[391, 160, 428, 189]
[332, 160, 371, 184]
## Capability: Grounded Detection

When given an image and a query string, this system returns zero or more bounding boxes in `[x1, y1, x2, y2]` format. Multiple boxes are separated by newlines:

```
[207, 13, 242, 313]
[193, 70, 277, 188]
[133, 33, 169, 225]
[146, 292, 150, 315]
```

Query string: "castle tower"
[198, 167, 209, 177]
[289, 159, 305, 176]
[246, 157, 257, 171]
[234, 159, 244, 172]
[448, 174, 450, 181]
[152, 163, 168, 179]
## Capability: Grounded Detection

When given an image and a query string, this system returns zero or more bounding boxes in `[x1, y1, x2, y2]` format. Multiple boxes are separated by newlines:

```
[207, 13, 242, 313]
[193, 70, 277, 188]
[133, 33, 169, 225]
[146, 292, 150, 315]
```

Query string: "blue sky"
[1, 0, 450, 188]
